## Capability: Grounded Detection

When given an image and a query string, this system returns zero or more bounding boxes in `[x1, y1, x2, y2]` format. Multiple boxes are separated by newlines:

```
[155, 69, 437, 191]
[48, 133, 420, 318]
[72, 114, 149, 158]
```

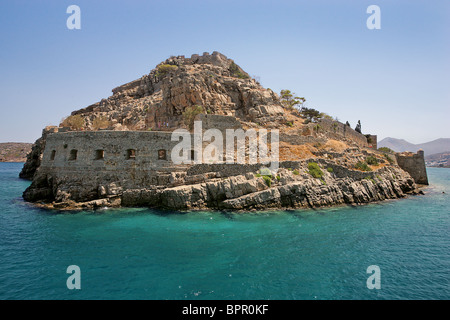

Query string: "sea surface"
[0, 162, 448, 300]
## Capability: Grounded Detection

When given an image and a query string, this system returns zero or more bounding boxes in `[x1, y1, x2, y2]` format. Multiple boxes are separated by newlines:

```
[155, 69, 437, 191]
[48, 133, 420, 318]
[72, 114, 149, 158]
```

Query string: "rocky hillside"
[67, 51, 286, 132]
[0, 143, 32, 162]
[426, 151, 450, 168]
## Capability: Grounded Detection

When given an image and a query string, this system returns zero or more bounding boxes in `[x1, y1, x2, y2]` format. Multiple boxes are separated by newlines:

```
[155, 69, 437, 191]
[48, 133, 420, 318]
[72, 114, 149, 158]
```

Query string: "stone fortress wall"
[42, 114, 372, 175]
[31, 113, 427, 205]
[395, 150, 429, 185]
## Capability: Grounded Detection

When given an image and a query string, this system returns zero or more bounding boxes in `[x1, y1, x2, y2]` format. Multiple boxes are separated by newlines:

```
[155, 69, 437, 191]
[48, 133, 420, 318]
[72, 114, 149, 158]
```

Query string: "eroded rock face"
[19, 127, 56, 180]
[70, 51, 286, 132]
[29, 158, 418, 211]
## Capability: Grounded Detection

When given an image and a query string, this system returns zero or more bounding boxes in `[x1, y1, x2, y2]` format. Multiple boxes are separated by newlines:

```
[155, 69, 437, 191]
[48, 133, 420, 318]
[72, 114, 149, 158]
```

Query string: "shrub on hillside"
[378, 147, 394, 153]
[183, 105, 204, 130]
[355, 161, 372, 171]
[92, 116, 111, 130]
[156, 64, 178, 77]
[60, 115, 85, 131]
[366, 156, 379, 165]
[307, 162, 323, 179]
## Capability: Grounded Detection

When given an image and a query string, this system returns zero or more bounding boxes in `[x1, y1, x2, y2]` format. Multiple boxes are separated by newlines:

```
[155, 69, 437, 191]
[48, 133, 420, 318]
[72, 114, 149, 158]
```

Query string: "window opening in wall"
[50, 150, 56, 161]
[95, 149, 104, 160]
[158, 149, 167, 160]
[127, 149, 136, 159]
[69, 149, 78, 161]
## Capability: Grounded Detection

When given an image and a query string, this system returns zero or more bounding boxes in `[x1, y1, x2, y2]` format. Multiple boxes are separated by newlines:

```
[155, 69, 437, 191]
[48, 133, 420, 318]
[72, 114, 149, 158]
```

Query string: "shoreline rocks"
[24, 160, 419, 212]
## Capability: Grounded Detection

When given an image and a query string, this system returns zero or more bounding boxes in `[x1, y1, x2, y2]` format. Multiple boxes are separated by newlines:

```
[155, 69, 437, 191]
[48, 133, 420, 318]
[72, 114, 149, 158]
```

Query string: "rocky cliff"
[71, 51, 285, 131]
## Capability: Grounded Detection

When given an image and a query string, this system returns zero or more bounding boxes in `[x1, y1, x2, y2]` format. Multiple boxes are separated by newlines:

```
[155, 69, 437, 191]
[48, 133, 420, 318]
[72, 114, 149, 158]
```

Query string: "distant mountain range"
[378, 137, 450, 156]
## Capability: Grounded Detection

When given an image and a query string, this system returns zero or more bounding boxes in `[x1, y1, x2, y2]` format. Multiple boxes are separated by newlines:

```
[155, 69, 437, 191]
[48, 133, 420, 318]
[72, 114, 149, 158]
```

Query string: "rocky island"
[20, 52, 428, 211]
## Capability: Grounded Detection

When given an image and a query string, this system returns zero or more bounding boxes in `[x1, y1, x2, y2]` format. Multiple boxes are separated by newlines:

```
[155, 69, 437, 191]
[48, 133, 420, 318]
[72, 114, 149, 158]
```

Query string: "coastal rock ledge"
[23, 159, 418, 211]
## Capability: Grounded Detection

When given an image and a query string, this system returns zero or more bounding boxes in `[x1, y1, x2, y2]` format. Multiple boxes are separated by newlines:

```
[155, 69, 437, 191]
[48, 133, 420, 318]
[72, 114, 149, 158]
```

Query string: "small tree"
[319, 112, 333, 120]
[345, 121, 351, 127]
[280, 89, 305, 110]
[183, 105, 204, 130]
[300, 107, 321, 123]
[355, 120, 362, 133]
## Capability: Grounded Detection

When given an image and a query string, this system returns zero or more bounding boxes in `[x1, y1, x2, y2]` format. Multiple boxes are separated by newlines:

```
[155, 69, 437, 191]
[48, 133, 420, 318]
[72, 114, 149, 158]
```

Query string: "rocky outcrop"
[19, 127, 57, 180]
[28, 157, 418, 211]
[69, 51, 286, 132]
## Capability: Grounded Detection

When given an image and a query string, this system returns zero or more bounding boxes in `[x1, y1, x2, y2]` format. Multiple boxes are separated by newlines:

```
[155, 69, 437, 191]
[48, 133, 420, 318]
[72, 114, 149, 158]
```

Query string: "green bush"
[293, 169, 299, 175]
[364, 176, 376, 184]
[183, 105, 204, 130]
[229, 61, 249, 79]
[262, 175, 272, 187]
[366, 156, 379, 165]
[384, 153, 394, 164]
[327, 167, 333, 173]
[314, 124, 321, 132]
[378, 147, 394, 153]
[156, 64, 178, 77]
[255, 173, 261, 177]
[307, 162, 324, 179]
[355, 161, 372, 172]
[259, 168, 272, 176]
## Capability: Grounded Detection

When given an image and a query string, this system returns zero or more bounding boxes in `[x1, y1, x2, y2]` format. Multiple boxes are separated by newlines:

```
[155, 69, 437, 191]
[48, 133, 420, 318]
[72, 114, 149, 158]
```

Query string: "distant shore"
[0, 143, 32, 163]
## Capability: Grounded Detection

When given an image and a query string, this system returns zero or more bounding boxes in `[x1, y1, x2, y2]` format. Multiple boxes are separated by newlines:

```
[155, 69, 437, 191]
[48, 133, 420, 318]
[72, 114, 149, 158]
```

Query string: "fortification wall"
[318, 119, 368, 147]
[30, 131, 188, 202]
[299, 119, 368, 148]
[395, 150, 429, 185]
[366, 135, 378, 149]
[41, 130, 183, 172]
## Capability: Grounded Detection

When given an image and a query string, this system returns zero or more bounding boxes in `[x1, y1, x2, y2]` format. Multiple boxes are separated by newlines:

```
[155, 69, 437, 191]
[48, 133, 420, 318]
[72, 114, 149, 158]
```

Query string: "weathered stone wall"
[199, 114, 243, 132]
[315, 119, 368, 147]
[41, 130, 183, 172]
[25, 130, 187, 202]
[395, 150, 429, 185]
[367, 135, 378, 149]
[24, 129, 421, 210]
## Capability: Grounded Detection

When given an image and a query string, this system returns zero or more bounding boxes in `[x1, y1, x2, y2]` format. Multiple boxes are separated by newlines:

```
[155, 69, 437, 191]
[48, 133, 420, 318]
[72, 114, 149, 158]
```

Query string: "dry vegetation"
[279, 142, 316, 161]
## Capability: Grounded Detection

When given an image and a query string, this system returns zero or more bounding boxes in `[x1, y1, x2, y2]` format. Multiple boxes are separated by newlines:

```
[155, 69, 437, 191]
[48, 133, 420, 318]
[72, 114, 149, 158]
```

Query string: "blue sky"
[0, 0, 448, 144]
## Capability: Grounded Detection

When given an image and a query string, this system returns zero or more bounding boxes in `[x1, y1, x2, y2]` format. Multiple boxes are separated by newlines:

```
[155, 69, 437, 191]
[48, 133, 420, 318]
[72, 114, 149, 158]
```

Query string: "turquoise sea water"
[0, 163, 448, 300]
